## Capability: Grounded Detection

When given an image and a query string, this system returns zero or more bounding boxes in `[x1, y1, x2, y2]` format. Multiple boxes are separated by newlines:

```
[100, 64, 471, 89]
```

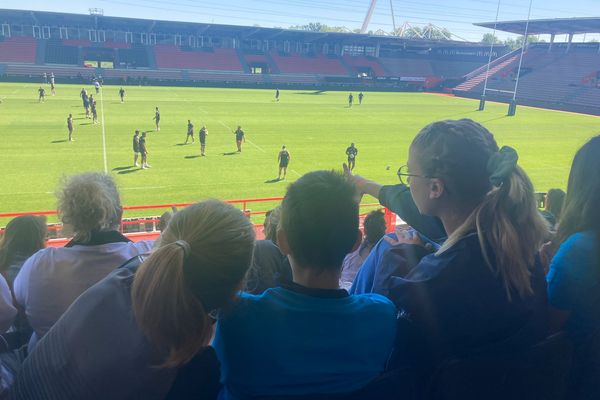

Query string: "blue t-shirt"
[547, 231, 600, 340]
[213, 284, 397, 399]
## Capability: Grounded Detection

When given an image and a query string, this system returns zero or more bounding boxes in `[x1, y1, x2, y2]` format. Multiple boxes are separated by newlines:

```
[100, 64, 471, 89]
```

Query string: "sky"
[0, 0, 599, 42]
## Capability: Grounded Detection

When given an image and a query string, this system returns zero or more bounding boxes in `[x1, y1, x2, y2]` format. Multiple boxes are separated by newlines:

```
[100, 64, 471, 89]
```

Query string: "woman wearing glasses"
[352, 119, 549, 368]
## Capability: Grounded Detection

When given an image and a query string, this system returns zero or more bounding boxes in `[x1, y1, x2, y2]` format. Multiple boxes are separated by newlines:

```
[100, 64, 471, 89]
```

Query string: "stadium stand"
[0, 9, 499, 90]
[270, 51, 349, 75]
[0, 36, 36, 63]
[44, 39, 80, 65]
[117, 45, 150, 68]
[454, 18, 600, 115]
[154, 45, 243, 71]
[455, 44, 600, 114]
[4, 63, 89, 78]
[343, 55, 387, 77]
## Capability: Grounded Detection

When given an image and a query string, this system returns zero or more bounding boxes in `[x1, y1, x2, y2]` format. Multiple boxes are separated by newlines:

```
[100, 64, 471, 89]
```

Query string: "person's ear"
[350, 229, 362, 252]
[429, 178, 445, 200]
[276, 228, 291, 256]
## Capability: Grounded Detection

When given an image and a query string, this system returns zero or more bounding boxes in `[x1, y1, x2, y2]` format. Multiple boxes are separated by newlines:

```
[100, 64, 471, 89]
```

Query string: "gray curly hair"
[57, 173, 122, 243]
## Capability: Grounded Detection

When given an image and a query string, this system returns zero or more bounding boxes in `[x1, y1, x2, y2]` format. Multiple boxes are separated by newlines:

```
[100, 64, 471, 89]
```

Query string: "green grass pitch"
[0, 82, 598, 221]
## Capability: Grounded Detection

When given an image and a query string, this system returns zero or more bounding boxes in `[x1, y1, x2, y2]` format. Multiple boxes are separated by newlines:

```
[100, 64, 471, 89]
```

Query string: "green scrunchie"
[487, 146, 518, 187]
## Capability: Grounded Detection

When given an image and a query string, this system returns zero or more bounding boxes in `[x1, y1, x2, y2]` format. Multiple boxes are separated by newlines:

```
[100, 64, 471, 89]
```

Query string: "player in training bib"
[67, 114, 74, 141]
[275, 89, 280, 102]
[348, 93, 353, 107]
[80, 88, 90, 119]
[185, 120, 194, 144]
[139, 132, 150, 169]
[90, 95, 98, 124]
[346, 143, 358, 171]
[199, 125, 208, 156]
[234, 126, 245, 152]
[38, 87, 45, 103]
[119, 87, 125, 103]
[153, 107, 160, 131]
[278, 145, 290, 180]
[132, 130, 141, 167]
[358, 92, 364, 105]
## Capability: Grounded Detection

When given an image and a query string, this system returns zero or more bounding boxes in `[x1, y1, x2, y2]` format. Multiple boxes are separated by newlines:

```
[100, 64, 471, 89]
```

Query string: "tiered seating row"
[454, 46, 600, 111]
[154, 46, 243, 71]
[377, 57, 434, 77]
[0, 37, 37, 63]
[4, 63, 89, 77]
[270, 51, 348, 75]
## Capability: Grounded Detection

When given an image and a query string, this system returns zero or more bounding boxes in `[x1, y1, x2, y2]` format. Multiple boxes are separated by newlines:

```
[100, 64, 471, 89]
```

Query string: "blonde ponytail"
[132, 243, 211, 368]
[131, 200, 255, 368]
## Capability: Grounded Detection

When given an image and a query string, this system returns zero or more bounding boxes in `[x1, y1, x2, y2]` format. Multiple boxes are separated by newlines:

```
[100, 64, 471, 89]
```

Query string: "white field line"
[99, 87, 108, 173]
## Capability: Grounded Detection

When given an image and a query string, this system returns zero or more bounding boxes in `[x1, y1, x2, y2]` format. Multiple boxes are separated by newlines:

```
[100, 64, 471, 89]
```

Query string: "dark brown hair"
[0, 215, 47, 272]
[556, 136, 600, 248]
[280, 170, 358, 270]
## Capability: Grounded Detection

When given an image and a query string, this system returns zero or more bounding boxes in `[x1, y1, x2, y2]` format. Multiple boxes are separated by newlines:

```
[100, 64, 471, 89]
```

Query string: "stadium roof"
[475, 18, 600, 35]
[0, 8, 485, 47]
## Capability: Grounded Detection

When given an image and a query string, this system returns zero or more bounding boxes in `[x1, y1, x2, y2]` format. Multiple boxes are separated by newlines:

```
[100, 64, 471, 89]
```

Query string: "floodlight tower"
[361, 0, 378, 33]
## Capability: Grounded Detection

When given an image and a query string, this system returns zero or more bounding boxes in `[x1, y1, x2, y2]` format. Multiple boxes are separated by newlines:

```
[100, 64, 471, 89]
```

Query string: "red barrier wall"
[1, 198, 390, 248]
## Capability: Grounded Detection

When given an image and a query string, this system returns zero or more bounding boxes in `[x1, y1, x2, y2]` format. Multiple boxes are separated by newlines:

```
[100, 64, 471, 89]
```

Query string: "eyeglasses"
[396, 165, 434, 185]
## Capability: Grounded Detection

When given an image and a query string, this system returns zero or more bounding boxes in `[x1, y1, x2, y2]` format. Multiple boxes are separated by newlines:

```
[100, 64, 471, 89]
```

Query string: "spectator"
[345, 165, 446, 245]
[157, 206, 178, 232]
[341, 209, 386, 287]
[547, 135, 600, 399]
[343, 150, 448, 293]
[10, 200, 255, 399]
[0, 278, 15, 334]
[245, 240, 292, 294]
[0, 215, 46, 346]
[245, 206, 292, 294]
[263, 206, 282, 244]
[0, 215, 46, 288]
[214, 171, 397, 399]
[354, 119, 549, 367]
[541, 188, 566, 231]
[14, 173, 153, 350]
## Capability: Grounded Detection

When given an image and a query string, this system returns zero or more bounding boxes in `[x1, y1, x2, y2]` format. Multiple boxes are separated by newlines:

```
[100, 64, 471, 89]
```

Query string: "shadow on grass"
[51, 139, 68, 144]
[73, 117, 87, 120]
[80, 122, 93, 126]
[118, 168, 140, 175]
[294, 91, 326, 95]
[185, 155, 201, 159]
[223, 151, 238, 156]
[175, 143, 187, 147]
[442, 110, 478, 119]
[265, 178, 281, 184]
[482, 115, 508, 123]
[112, 166, 134, 171]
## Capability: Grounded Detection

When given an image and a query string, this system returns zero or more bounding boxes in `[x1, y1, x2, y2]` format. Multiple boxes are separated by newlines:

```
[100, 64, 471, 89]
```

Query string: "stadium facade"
[0, 9, 502, 91]
[1, 10, 599, 114]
